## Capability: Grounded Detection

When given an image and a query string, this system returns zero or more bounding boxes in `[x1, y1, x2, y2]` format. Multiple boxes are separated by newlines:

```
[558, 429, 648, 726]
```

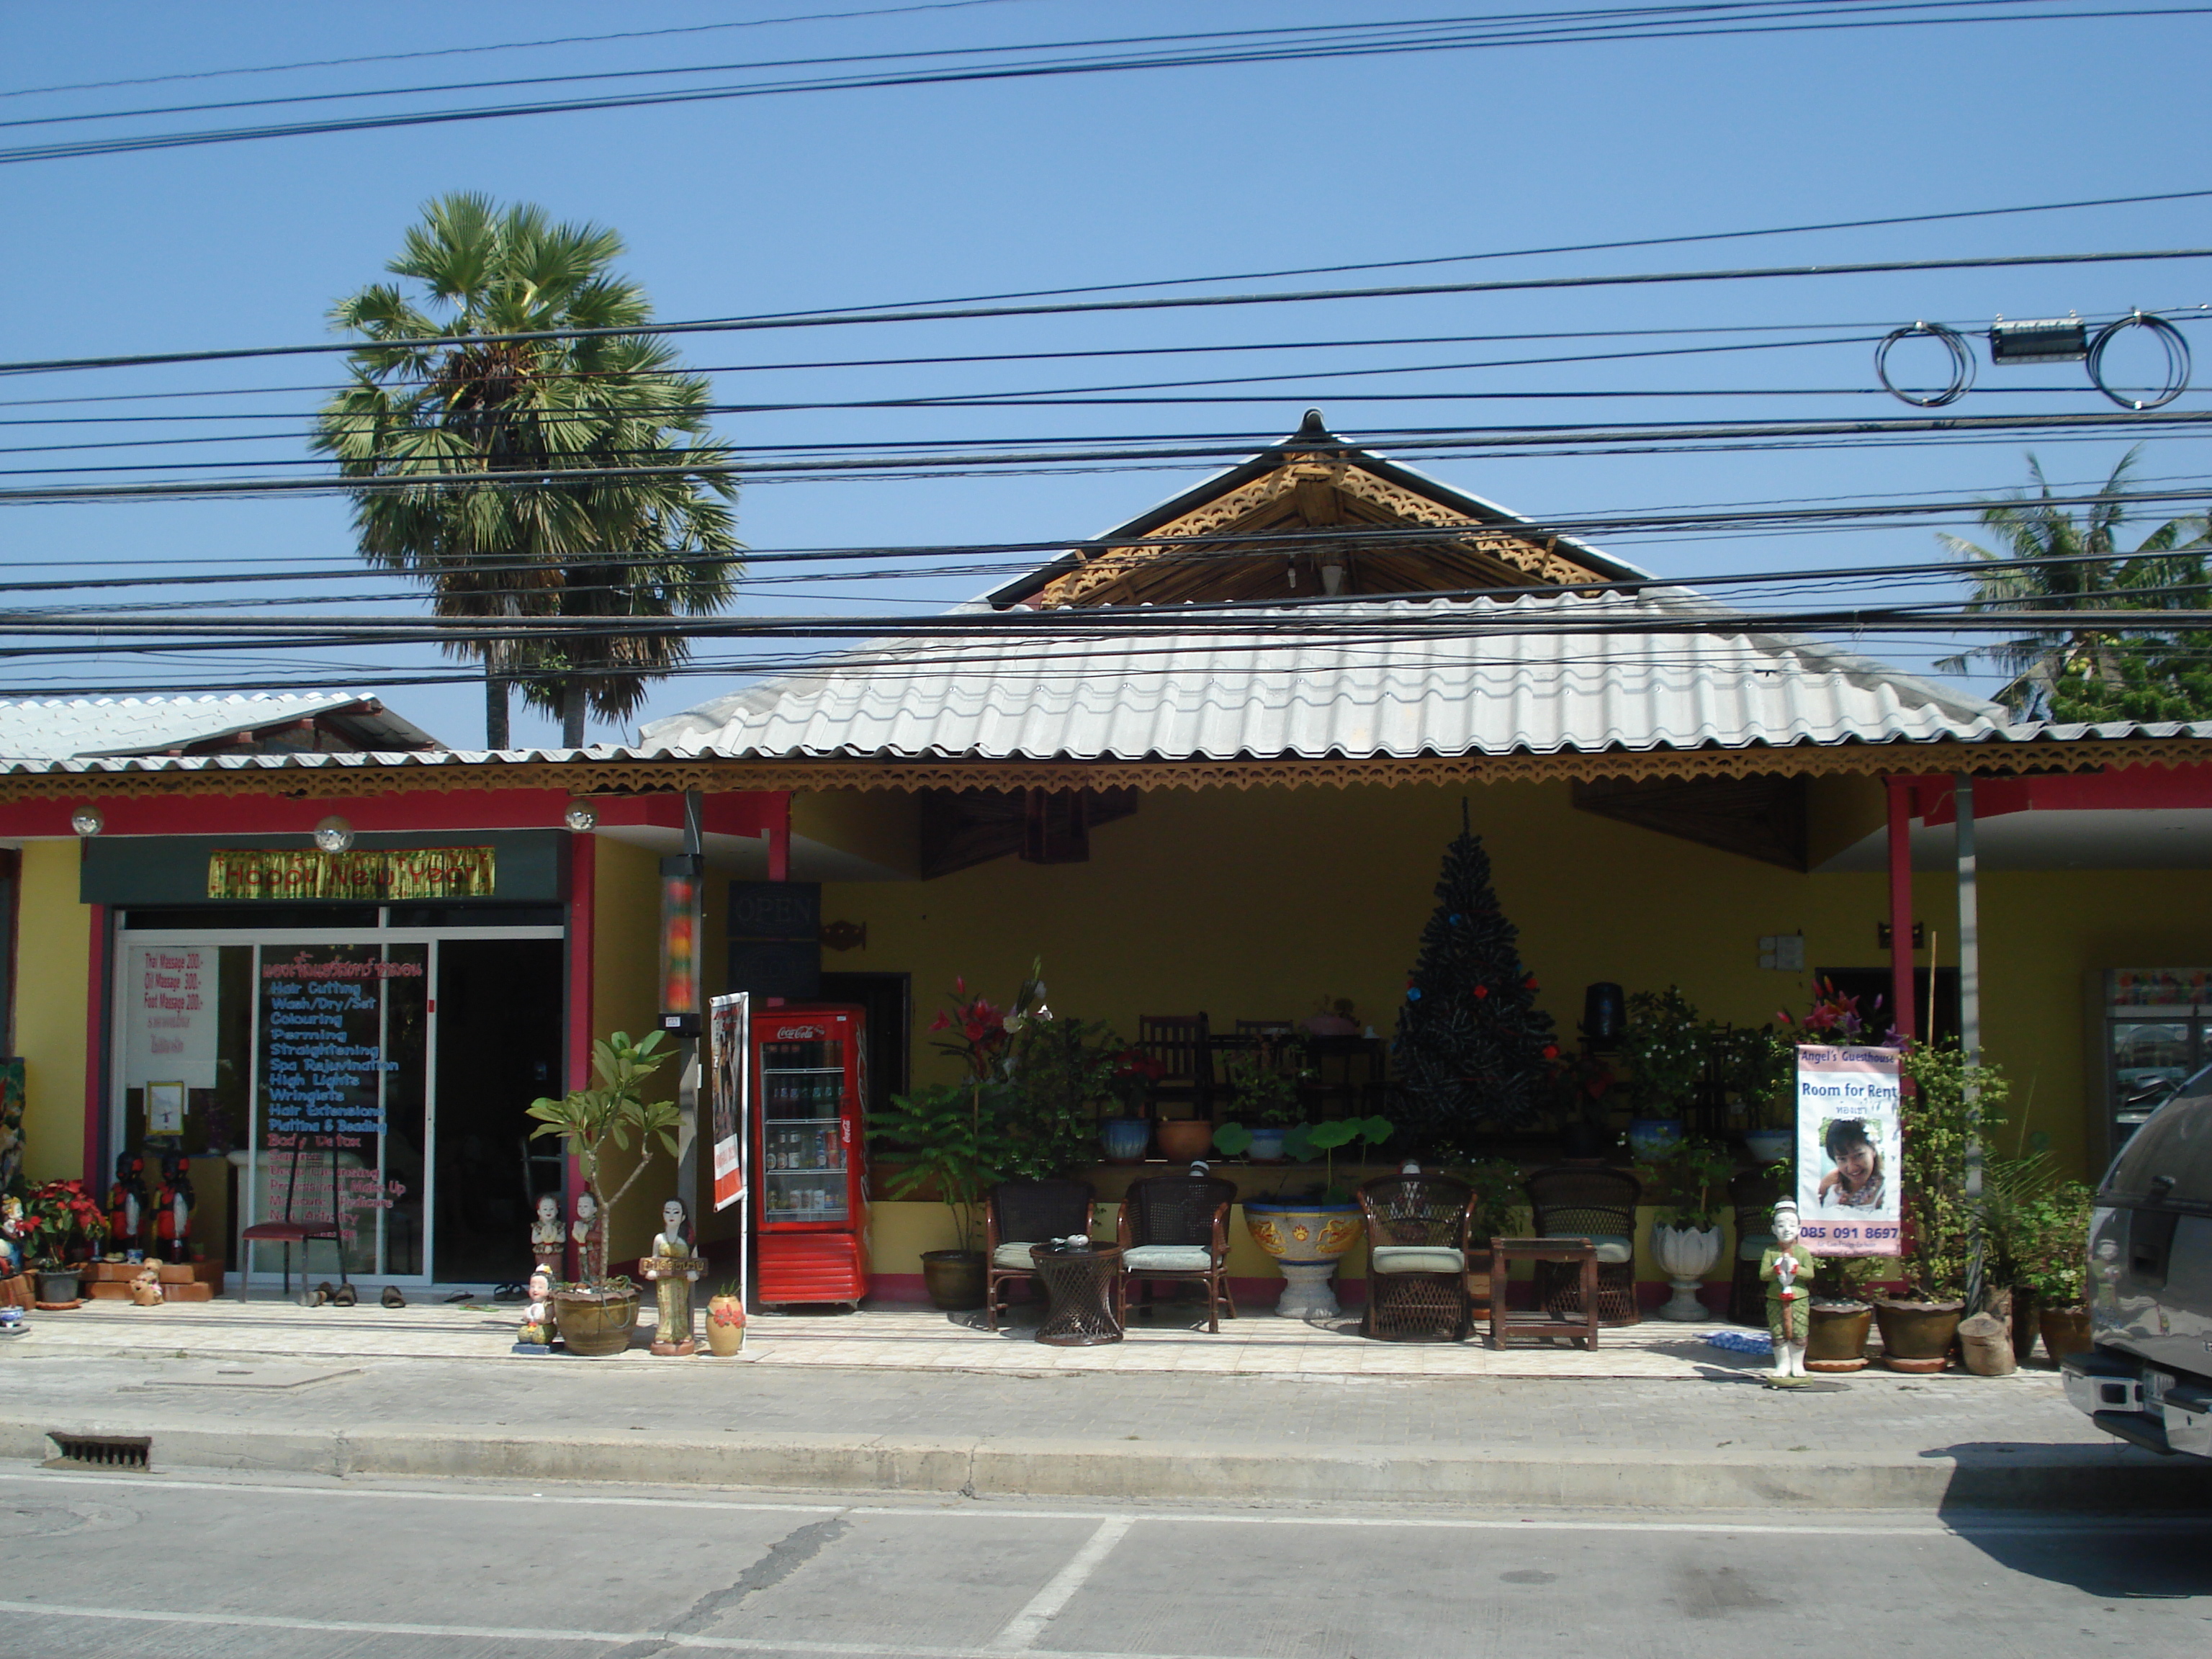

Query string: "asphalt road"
[0, 1465, 2206, 1658]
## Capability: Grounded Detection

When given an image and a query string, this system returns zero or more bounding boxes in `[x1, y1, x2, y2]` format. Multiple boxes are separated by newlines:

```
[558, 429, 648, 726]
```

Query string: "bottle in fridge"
[751, 1005, 870, 1307]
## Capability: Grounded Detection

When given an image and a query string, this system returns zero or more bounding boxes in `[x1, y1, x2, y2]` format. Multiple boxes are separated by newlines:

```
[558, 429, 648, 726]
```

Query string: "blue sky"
[1, 1, 2206, 747]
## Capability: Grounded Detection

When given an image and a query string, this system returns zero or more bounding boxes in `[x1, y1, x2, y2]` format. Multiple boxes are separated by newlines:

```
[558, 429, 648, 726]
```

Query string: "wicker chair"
[1727, 1166, 1784, 1326]
[1356, 1173, 1477, 1341]
[1117, 1172, 1237, 1332]
[1522, 1165, 1643, 1326]
[984, 1179, 1097, 1331]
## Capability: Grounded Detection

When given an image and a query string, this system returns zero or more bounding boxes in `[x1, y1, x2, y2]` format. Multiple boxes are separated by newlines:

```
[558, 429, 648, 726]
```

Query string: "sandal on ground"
[443, 1290, 472, 1303]
[329, 1282, 358, 1308]
[310, 1282, 335, 1307]
[379, 1285, 405, 1309]
[491, 1282, 526, 1303]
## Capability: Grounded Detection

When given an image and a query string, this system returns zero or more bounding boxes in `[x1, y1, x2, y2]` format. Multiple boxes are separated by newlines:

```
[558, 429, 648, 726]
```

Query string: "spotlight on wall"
[70, 806, 104, 837]
[313, 815, 354, 854]
[564, 801, 599, 833]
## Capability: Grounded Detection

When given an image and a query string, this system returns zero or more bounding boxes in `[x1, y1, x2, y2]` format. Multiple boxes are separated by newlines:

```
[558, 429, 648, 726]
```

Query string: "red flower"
[929, 1011, 953, 1032]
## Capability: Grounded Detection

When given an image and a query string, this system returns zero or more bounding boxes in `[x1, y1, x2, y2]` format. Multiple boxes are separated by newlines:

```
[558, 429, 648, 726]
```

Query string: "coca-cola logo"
[777, 1025, 827, 1039]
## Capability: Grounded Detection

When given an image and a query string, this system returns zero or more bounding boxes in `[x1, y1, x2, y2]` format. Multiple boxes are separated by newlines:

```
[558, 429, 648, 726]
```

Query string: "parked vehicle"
[2063, 1064, 2212, 1460]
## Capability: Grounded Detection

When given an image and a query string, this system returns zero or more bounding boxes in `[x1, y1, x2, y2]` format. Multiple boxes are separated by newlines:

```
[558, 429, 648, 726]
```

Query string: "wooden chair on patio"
[1522, 1165, 1642, 1326]
[984, 1179, 1097, 1331]
[238, 1136, 346, 1305]
[1117, 1172, 1237, 1332]
[1135, 1014, 1212, 1120]
[1727, 1166, 1783, 1326]
[1357, 1172, 1478, 1341]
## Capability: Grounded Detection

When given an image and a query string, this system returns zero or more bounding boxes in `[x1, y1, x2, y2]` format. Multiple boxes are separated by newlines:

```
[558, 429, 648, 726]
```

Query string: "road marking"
[0, 1467, 2171, 1538]
[987, 1516, 1133, 1652]
[0, 1600, 1198, 1659]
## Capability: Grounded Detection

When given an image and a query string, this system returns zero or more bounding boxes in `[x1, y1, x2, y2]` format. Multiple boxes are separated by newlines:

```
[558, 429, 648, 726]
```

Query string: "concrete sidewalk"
[1, 1295, 2198, 1513]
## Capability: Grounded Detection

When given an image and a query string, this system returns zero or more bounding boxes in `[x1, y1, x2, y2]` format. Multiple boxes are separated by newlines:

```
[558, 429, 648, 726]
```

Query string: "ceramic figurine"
[107, 1154, 148, 1251]
[0, 1194, 24, 1280]
[1760, 1199, 1817, 1382]
[515, 1266, 556, 1352]
[128, 1262, 163, 1306]
[569, 1192, 601, 1282]
[529, 1193, 564, 1279]
[153, 1151, 194, 1264]
[641, 1198, 701, 1357]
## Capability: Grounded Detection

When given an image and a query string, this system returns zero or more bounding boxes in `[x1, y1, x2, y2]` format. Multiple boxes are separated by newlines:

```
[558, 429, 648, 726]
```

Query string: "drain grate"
[47, 1434, 150, 1470]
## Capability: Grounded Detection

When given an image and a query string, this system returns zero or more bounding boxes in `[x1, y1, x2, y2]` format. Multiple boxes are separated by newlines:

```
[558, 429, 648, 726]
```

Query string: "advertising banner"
[709, 992, 750, 1213]
[1794, 1044, 1903, 1256]
[124, 943, 217, 1091]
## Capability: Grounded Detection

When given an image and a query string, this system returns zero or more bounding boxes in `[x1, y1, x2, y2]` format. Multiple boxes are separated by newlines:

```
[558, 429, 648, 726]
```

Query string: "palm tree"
[1937, 449, 2211, 721]
[313, 194, 739, 747]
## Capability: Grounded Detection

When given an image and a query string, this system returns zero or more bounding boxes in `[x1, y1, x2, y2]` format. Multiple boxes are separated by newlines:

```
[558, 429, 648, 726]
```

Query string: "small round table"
[1029, 1244, 1125, 1346]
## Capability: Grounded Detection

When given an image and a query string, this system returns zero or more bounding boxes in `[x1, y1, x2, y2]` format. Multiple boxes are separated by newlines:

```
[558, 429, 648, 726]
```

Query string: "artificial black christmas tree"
[1390, 802, 1559, 1151]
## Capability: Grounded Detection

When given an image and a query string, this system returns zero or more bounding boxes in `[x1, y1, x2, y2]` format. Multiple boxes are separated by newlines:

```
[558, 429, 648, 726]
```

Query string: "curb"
[4, 1416, 2201, 1511]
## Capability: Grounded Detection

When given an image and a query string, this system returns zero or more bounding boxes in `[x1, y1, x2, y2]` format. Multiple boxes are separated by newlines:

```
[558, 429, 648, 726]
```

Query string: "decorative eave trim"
[1, 734, 2206, 803]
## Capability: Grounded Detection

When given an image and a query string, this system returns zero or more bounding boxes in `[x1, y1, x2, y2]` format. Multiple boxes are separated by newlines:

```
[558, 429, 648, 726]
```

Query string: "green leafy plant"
[2011, 1179, 2096, 1308]
[1810, 1253, 1882, 1303]
[1458, 1156, 1524, 1247]
[526, 1030, 680, 1286]
[1619, 987, 1705, 1115]
[1222, 1037, 1311, 1126]
[1895, 1042, 2013, 1301]
[870, 1082, 1009, 1256]
[1715, 1025, 1797, 1130]
[1002, 1014, 1123, 1180]
[1652, 1138, 1735, 1231]
[1210, 1121, 1256, 1159]
[1304, 1115, 1394, 1204]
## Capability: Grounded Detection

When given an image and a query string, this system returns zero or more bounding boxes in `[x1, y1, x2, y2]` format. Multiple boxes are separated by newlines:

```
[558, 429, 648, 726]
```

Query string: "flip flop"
[491, 1282, 526, 1303]
[310, 1281, 335, 1307]
[329, 1282, 358, 1308]
[380, 1285, 405, 1309]
[443, 1290, 472, 1303]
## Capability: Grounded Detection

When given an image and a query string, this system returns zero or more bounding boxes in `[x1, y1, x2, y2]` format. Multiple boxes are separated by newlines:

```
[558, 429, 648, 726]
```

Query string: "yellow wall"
[14, 840, 91, 1183]
[586, 835, 680, 1268]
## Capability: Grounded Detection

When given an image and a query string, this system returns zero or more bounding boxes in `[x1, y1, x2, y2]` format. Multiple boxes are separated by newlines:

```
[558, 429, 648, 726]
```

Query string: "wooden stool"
[1488, 1236, 1600, 1352]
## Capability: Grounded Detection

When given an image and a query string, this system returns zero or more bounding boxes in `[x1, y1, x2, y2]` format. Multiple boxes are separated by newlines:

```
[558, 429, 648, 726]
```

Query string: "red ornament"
[1473, 985, 1489, 1000]
[1524, 975, 1539, 990]
[1542, 1044, 1560, 1060]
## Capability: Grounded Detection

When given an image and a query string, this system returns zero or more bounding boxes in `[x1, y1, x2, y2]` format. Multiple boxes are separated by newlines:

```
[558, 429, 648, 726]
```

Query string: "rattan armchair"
[1356, 1173, 1478, 1341]
[1116, 1172, 1238, 1331]
[1727, 1166, 1783, 1326]
[1522, 1165, 1643, 1325]
[984, 1179, 1097, 1331]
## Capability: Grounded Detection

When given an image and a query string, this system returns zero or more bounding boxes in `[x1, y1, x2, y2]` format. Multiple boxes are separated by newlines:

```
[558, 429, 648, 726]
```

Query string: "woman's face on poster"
[1835, 1138, 1876, 1190]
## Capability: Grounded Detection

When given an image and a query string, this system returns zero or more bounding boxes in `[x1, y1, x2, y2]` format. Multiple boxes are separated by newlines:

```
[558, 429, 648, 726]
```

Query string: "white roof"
[0, 693, 440, 760]
[637, 590, 2010, 763]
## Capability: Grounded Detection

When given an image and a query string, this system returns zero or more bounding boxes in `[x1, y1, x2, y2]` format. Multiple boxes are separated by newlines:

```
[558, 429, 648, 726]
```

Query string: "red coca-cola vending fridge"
[752, 1004, 870, 1307]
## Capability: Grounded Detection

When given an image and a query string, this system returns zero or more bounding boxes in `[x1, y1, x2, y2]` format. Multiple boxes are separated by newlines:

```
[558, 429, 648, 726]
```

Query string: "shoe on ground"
[379, 1285, 405, 1309]
[329, 1282, 358, 1308]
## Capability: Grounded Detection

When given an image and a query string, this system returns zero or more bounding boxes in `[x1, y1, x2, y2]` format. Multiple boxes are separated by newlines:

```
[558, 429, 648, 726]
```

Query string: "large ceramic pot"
[920, 1249, 986, 1311]
[2038, 1304, 2093, 1364]
[1650, 1224, 1722, 1321]
[1805, 1299, 1873, 1372]
[2008, 1287, 2041, 1363]
[1155, 1119, 1215, 1162]
[1244, 1200, 1363, 1318]
[1873, 1295, 1964, 1373]
[704, 1293, 747, 1357]
[33, 1268, 81, 1305]
[1099, 1118, 1151, 1164]
[553, 1286, 641, 1357]
[1627, 1118, 1684, 1162]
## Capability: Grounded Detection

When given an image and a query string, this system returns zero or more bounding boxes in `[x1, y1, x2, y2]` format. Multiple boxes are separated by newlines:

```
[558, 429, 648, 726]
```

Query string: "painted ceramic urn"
[1244, 1200, 1364, 1319]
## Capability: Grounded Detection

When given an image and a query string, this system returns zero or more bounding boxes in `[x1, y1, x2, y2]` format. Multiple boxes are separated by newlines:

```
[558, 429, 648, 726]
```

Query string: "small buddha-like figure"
[529, 1193, 564, 1280]
[516, 1266, 556, 1350]
[1761, 1198, 1817, 1382]
[640, 1197, 702, 1357]
[569, 1192, 602, 1283]
[0, 1194, 25, 1281]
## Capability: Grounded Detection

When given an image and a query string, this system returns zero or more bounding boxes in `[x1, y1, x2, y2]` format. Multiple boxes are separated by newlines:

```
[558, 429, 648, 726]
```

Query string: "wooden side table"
[1488, 1236, 1600, 1351]
[1030, 1244, 1125, 1346]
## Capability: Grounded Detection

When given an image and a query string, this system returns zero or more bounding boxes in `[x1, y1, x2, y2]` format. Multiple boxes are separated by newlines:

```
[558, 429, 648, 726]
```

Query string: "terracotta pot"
[1873, 1295, 1964, 1373]
[552, 1286, 640, 1358]
[920, 1249, 986, 1311]
[1805, 1299, 1873, 1372]
[2008, 1287, 2041, 1362]
[1155, 1119, 1216, 1162]
[2038, 1305, 2093, 1364]
[704, 1293, 747, 1357]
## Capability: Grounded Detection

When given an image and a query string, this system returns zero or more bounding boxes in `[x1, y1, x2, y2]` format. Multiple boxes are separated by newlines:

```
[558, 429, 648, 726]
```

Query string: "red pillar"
[1886, 778, 1917, 1046]
[81, 902, 108, 1184]
[564, 833, 596, 1205]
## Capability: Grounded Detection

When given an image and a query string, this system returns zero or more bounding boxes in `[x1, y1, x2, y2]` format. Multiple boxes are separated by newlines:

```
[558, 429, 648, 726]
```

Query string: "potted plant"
[1805, 1254, 1881, 1372]
[1549, 1049, 1617, 1161]
[872, 1081, 1007, 1310]
[1719, 1025, 1796, 1165]
[23, 1179, 107, 1304]
[1218, 1035, 1310, 1161]
[526, 1030, 680, 1357]
[1242, 1116, 1392, 1318]
[1004, 1013, 1123, 1177]
[1619, 988, 1704, 1160]
[1876, 1043, 2012, 1371]
[2017, 1177, 2095, 1364]
[1647, 1138, 1733, 1321]
[1101, 1048, 1162, 1162]
[704, 1280, 747, 1357]
[1457, 1156, 1523, 1316]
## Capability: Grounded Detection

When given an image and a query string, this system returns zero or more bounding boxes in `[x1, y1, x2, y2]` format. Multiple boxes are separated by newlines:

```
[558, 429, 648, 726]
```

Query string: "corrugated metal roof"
[637, 590, 2015, 762]
[0, 692, 440, 760]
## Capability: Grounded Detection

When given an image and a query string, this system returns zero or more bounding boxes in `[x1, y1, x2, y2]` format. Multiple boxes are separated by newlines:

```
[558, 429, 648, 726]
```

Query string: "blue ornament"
[1407, 988, 1422, 1001]
[1449, 914, 1462, 924]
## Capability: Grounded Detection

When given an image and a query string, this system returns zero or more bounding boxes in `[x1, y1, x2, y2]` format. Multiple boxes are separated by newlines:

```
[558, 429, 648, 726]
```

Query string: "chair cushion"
[1370, 1245, 1465, 1274]
[1123, 1244, 1215, 1272]
[1588, 1233, 1635, 1264]
[1737, 1231, 1777, 1262]
[992, 1243, 1043, 1269]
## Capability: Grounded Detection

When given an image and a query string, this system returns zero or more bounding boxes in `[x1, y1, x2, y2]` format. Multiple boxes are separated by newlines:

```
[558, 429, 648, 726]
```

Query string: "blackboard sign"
[728, 882, 820, 940]
[727, 940, 820, 1000]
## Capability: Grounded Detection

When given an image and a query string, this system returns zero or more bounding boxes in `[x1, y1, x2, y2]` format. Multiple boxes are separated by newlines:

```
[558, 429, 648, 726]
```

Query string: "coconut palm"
[1936, 449, 2210, 721]
[313, 194, 739, 747]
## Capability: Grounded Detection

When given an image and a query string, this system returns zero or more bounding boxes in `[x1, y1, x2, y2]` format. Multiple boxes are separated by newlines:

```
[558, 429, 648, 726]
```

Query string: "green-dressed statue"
[1759, 1198, 1817, 1380]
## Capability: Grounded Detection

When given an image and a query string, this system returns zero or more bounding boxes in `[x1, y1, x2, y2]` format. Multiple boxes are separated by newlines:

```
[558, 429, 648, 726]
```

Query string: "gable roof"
[985, 410, 1650, 611]
[0, 693, 441, 760]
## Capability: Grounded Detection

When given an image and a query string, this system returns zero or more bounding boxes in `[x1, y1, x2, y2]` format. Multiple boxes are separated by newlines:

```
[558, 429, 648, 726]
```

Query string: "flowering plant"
[1778, 977, 1900, 1048]
[927, 963, 1047, 1083]
[1107, 1046, 1166, 1115]
[22, 1178, 109, 1267]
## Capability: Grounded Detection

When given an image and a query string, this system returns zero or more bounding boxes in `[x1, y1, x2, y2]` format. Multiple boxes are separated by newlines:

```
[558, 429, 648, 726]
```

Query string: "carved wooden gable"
[1000, 413, 1629, 611]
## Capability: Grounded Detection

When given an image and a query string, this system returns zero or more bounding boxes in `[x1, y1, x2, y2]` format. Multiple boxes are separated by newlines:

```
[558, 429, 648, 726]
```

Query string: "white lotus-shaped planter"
[1652, 1224, 1724, 1321]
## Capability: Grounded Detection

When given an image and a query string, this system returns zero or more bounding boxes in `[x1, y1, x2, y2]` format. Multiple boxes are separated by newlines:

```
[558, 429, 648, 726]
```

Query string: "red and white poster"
[709, 992, 750, 1213]
[1793, 1044, 1903, 1257]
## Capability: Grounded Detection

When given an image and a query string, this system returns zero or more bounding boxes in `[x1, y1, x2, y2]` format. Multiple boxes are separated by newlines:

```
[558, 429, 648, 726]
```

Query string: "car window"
[2104, 1068, 2212, 1206]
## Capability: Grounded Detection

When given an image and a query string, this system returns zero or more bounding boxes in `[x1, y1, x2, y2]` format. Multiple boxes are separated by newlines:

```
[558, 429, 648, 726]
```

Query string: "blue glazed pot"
[1627, 1118, 1684, 1162]
[1743, 1129, 1793, 1166]
[1099, 1118, 1152, 1163]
